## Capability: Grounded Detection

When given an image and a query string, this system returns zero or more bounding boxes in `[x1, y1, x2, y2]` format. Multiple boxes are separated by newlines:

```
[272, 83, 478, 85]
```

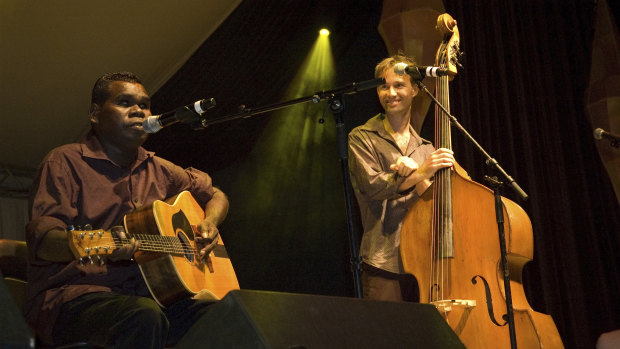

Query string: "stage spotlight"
[319, 29, 330, 36]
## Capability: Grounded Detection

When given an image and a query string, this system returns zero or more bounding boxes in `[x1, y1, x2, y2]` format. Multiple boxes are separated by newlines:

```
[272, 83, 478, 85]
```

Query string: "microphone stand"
[413, 78, 526, 349]
[200, 78, 386, 299]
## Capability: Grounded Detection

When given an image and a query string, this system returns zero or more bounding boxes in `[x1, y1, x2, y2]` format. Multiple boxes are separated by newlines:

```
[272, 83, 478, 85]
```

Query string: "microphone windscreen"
[593, 128, 604, 140]
[143, 116, 162, 134]
[394, 62, 408, 76]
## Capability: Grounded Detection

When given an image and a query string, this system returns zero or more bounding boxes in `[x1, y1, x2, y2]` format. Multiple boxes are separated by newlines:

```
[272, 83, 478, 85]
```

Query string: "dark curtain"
[441, 1, 620, 347]
[146, 0, 620, 347]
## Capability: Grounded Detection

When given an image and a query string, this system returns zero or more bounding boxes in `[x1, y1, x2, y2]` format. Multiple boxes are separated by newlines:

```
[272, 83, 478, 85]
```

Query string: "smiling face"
[377, 69, 418, 118]
[90, 80, 152, 150]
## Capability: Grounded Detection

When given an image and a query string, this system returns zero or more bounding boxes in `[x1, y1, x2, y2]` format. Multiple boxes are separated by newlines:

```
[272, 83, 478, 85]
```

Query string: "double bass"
[400, 14, 564, 348]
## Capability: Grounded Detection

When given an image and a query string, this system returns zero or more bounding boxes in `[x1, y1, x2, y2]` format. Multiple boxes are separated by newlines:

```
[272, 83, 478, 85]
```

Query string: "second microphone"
[394, 62, 451, 80]
[143, 98, 216, 134]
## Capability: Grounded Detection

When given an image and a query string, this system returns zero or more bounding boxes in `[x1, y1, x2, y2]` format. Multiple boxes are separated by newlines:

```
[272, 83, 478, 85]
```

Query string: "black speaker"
[0, 271, 34, 349]
[175, 290, 464, 349]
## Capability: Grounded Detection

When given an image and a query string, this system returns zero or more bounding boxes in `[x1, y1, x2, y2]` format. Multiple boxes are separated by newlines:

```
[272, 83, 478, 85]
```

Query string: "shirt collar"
[360, 113, 430, 148]
[80, 130, 154, 167]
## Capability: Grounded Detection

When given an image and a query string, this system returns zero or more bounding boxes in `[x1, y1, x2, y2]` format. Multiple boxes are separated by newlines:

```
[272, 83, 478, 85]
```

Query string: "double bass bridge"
[431, 299, 477, 313]
[432, 299, 477, 335]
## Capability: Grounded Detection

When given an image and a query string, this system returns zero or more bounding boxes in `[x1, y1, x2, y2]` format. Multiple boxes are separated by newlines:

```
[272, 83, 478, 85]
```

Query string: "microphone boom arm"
[199, 78, 385, 127]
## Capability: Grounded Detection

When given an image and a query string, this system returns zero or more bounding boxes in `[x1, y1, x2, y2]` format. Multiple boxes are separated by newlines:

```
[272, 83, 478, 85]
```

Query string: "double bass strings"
[430, 67, 453, 310]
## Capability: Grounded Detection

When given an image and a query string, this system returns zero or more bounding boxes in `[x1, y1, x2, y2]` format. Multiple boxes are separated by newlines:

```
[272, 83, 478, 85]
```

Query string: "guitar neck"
[118, 234, 192, 255]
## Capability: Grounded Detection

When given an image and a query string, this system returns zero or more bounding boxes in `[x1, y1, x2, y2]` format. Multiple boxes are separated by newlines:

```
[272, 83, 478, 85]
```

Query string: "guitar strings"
[111, 235, 198, 256]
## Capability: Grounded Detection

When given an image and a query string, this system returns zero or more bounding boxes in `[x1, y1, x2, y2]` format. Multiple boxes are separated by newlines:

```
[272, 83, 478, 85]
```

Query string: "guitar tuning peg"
[79, 258, 85, 266]
[88, 255, 94, 264]
[84, 224, 93, 230]
[97, 256, 104, 266]
[66, 225, 75, 231]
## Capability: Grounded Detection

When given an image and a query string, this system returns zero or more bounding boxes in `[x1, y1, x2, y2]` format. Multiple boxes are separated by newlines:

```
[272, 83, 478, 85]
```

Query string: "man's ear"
[412, 84, 420, 97]
[89, 103, 100, 125]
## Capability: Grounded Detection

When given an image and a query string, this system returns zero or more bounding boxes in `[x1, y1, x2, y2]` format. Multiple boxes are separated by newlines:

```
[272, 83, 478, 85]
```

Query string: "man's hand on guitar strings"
[196, 220, 220, 263]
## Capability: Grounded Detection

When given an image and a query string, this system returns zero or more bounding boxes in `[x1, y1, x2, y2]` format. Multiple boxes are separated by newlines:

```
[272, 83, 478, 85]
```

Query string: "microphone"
[593, 128, 620, 143]
[143, 98, 216, 134]
[394, 62, 451, 80]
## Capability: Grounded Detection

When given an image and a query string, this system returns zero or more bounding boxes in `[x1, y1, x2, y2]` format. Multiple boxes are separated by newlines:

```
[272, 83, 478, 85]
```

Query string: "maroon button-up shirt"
[24, 130, 216, 343]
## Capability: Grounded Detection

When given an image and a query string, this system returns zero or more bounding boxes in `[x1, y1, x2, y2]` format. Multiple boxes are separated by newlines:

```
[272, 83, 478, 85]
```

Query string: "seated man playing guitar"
[25, 72, 229, 348]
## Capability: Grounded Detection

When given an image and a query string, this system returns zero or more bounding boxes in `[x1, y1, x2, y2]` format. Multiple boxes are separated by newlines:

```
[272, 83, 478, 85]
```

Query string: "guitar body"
[124, 191, 239, 307]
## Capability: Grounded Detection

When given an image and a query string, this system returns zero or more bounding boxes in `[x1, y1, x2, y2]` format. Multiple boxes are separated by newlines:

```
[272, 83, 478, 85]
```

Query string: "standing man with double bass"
[348, 54, 454, 302]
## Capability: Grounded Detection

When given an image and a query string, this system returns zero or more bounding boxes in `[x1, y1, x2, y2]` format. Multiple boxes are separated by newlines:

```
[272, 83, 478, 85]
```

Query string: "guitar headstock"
[67, 228, 117, 265]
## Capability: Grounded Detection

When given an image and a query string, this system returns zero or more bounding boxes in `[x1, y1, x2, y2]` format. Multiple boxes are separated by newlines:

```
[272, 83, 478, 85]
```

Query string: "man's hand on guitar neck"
[109, 226, 141, 262]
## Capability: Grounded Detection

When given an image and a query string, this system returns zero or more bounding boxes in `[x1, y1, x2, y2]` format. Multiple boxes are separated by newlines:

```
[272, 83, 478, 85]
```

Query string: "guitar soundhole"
[171, 209, 195, 262]
[177, 232, 194, 262]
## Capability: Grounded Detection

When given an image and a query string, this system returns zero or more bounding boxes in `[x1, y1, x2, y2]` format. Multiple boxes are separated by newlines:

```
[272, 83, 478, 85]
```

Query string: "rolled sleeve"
[27, 158, 78, 263]
[157, 157, 215, 208]
[348, 130, 406, 201]
[183, 167, 216, 207]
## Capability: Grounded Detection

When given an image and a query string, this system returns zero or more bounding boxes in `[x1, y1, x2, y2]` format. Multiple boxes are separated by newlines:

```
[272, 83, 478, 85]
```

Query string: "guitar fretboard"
[116, 234, 195, 256]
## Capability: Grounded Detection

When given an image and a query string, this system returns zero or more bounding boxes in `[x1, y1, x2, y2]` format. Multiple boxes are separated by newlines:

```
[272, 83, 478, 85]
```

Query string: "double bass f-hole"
[472, 275, 506, 327]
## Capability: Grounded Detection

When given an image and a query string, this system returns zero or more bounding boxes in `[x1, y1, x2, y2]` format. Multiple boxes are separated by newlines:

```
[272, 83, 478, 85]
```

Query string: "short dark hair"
[374, 54, 417, 79]
[91, 71, 143, 105]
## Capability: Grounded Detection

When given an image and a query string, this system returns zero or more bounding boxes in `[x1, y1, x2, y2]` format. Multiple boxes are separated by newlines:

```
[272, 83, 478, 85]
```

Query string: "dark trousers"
[361, 263, 420, 302]
[53, 292, 214, 348]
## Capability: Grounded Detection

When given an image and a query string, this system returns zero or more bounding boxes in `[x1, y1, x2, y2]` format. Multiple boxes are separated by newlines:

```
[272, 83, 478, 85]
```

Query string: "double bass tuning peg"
[454, 58, 464, 70]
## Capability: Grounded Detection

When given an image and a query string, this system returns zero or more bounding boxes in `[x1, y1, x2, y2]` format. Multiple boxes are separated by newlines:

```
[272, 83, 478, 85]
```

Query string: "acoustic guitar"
[68, 191, 239, 307]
